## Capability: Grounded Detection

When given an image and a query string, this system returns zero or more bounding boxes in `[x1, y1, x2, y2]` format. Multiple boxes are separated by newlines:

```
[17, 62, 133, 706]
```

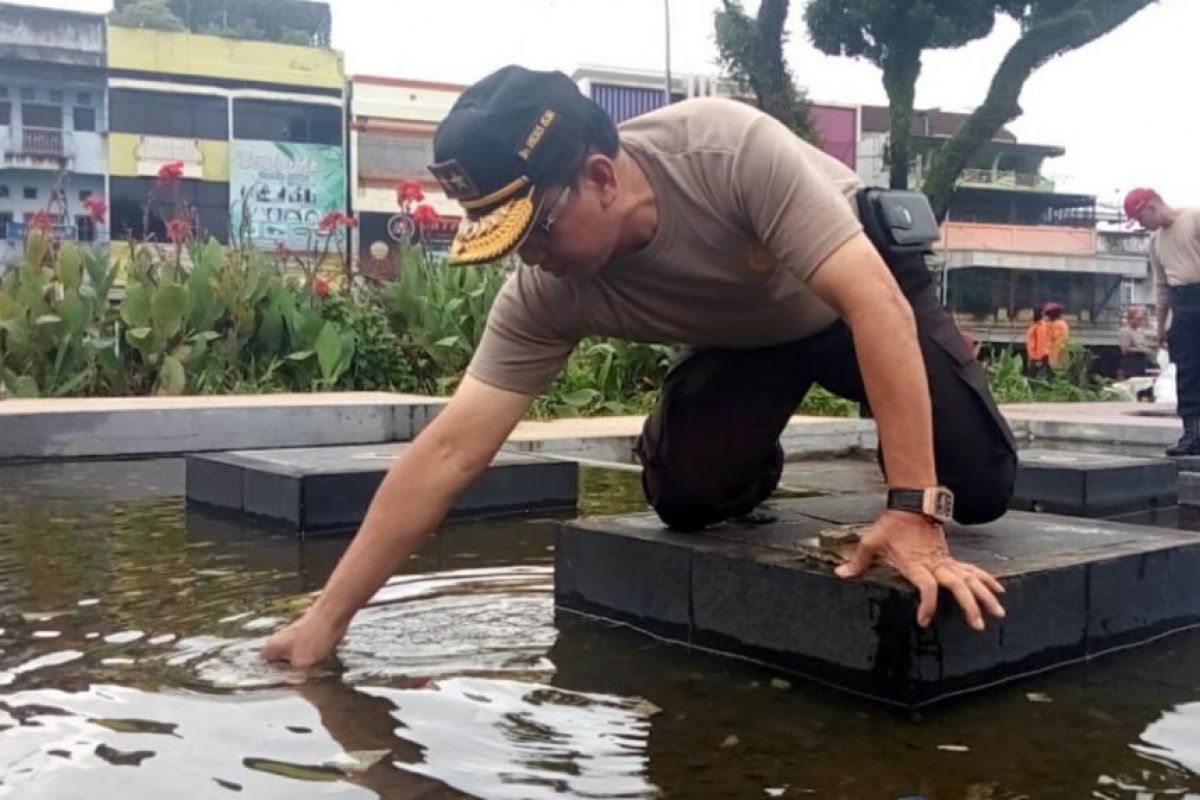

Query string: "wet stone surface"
[1012, 449, 1178, 517]
[557, 497, 1200, 707]
[186, 444, 579, 535]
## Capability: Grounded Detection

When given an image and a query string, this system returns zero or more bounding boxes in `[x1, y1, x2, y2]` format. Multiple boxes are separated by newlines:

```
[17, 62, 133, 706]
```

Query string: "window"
[0, 212, 12, 240]
[233, 99, 341, 145]
[75, 215, 96, 242]
[78, 190, 92, 202]
[0, 102, 9, 126]
[20, 88, 34, 101]
[73, 106, 96, 132]
[76, 92, 91, 105]
[110, 177, 230, 244]
[359, 134, 433, 180]
[0, 185, 7, 198]
[49, 90, 63, 104]
[110, 89, 228, 140]
[22, 104, 62, 129]
[23, 187, 36, 200]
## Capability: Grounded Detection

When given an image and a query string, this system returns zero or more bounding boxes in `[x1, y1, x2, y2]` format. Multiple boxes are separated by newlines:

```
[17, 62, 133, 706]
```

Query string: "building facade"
[572, 65, 860, 170]
[349, 76, 462, 276]
[855, 106, 1150, 351]
[0, 5, 108, 265]
[106, 25, 346, 253]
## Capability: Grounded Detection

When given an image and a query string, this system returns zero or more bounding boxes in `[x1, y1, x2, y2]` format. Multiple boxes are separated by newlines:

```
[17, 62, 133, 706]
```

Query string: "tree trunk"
[881, 46, 921, 190]
[922, 0, 1156, 220]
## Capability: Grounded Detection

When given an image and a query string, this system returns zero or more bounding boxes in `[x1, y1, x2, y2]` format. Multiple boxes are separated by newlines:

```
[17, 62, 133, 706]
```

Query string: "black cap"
[429, 65, 597, 264]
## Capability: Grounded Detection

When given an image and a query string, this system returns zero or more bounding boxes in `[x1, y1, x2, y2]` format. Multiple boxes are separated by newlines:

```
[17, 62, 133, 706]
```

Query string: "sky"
[29, 0, 1200, 208]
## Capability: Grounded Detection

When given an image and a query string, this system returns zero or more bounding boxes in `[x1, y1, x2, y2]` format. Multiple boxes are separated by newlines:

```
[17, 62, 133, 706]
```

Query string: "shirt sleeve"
[465, 268, 579, 396]
[731, 115, 864, 284]
[1150, 237, 1170, 310]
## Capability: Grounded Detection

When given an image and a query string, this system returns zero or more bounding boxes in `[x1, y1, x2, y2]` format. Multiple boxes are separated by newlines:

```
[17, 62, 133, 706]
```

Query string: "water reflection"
[2, 458, 1200, 797]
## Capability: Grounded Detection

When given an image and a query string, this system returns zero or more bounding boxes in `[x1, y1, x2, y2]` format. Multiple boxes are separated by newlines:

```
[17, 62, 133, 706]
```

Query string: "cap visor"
[447, 184, 544, 266]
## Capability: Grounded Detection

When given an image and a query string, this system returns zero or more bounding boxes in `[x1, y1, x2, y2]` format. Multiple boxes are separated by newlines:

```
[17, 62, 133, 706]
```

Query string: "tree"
[806, 0, 1156, 218]
[921, 0, 1155, 218]
[806, 0, 1001, 191]
[109, 0, 187, 32]
[715, 0, 815, 140]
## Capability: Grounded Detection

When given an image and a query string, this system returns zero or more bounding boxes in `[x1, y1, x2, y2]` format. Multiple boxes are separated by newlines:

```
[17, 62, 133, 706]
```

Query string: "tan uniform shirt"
[467, 98, 865, 396]
[1151, 209, 1200, 311]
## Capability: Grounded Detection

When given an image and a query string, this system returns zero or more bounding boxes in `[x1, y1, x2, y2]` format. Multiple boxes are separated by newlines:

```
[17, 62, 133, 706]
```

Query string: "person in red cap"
[1126, 188, 1200, 454]
[264, 65, 1017, 669]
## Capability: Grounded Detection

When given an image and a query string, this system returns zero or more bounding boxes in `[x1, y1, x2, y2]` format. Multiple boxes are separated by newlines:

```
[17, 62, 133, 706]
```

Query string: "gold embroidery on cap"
[449, 195, 536, 265]
[517, 109, 558, 161]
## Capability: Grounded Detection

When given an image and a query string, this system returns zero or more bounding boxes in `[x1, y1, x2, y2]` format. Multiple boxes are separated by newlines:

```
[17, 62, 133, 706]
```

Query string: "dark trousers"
[634, 245, 1018, 531]
[1170, 284, 1200, 419]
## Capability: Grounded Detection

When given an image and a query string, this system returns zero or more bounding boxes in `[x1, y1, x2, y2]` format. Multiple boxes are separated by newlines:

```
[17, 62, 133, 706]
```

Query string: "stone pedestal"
[556, 497, 1200, 706]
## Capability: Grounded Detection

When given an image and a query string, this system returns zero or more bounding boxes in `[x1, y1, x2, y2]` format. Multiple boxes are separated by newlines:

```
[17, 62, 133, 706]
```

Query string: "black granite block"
[186, 444, 578, 534]
[1012, 450, 1177, 517]
[1179, 471, 1200, 506]
[182, 453, 246, 510]
[555, 521, 692, 641]
[555, 498, 1200, 706]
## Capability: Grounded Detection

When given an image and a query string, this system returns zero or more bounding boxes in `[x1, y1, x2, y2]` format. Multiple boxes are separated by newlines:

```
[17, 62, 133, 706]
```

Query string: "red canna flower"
[412, 204, 439, 228]
[318, 211, 341, 234]
[317, 212, 356, 234]
[29, 210, 52, 233]
[313, 277, 330, 299]
[156, 160, 185, 186]
[397, 180, 424, 206]
[82, 196, 107, 224]
[165, 213, 192, 244]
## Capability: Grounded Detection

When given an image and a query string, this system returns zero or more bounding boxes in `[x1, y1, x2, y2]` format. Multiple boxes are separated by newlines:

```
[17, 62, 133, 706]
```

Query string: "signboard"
[230, 141, 346, 250]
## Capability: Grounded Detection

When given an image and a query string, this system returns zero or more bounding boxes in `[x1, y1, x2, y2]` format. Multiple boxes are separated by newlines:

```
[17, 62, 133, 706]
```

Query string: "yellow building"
[106, 26, 346, 250]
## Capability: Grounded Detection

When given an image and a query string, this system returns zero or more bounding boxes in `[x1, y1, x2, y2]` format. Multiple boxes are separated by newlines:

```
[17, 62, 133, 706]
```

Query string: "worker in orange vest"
[1044, 302, 1071, 368]
[1024, 306, 1049, 374]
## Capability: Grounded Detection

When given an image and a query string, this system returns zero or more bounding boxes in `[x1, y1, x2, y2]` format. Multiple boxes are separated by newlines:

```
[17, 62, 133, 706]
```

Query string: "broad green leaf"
[433, 336, 460, 348]
[285, 350, 314, 362]
[559, 388, 600, 407]
[0, 291, 21, 331]
[189, 331, 221, 343]
[56, 243, 84, 290]
[121, 283, 152, 328]
[24, 230, 49, 267]
[6, 374, 39, 398]
[152, 284, 188, 340]
[58, 290, 86, 335]
[315, 322, 342, 381]
[34, 314, 61, 327]
[156, 355, 186, 396]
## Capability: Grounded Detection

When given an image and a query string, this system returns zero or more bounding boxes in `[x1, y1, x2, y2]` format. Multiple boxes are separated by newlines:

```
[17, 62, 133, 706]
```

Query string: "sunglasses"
[532, 185, 572, 240]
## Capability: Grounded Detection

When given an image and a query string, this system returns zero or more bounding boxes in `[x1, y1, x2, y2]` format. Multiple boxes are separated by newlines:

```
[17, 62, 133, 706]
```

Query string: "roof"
[861, 105, 1018, 143]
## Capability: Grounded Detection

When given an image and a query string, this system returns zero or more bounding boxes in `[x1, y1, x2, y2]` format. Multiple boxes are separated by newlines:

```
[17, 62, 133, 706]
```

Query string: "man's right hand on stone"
[835, 510, 1007, 632]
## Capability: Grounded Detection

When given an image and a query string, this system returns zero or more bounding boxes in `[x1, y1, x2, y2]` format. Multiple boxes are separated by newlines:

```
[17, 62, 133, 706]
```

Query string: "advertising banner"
[230, 141, 346, 250]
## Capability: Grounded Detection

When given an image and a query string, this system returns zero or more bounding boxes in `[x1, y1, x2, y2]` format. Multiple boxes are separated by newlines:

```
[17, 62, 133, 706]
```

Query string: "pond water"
[1, 458, 1200, 798]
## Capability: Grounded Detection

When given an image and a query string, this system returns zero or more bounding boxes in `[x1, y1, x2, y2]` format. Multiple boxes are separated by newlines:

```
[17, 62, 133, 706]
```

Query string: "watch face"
[931, 489, 955, 521]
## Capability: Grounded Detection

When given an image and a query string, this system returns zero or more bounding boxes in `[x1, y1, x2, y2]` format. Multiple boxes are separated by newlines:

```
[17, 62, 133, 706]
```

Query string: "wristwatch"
[886, 486, 955, 524]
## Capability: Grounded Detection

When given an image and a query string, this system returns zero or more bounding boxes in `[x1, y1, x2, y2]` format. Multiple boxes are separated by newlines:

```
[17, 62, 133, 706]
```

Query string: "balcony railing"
[958, 168, 1056, 193]
[1098, 230, 1150, 257]
[20, 126, 65, 157]
[939, 221, 1096, 256]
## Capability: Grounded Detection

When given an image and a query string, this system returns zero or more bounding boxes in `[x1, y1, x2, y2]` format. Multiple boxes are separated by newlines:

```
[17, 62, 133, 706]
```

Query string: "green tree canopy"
[715, 0, 815, 141]
[805, 0, 1156, 217]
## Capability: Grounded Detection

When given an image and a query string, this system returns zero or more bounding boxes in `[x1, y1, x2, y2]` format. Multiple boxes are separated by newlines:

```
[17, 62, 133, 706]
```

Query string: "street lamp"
[663, 0, 672, 106]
